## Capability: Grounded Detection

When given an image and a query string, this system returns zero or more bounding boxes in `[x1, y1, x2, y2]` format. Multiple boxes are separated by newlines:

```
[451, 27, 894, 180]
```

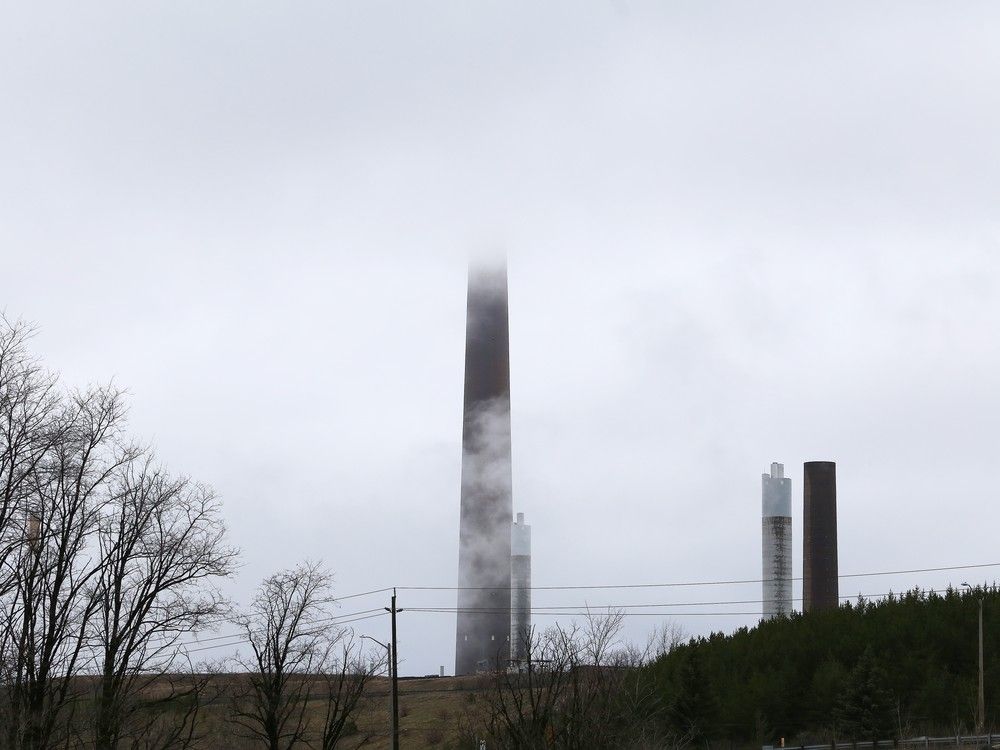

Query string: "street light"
[360, 635, 391, 676]
[361, 635, 398, 739]
[355, 592, 403, 750]
[962, 582, 985, 734]
[358, 591, 404, 750]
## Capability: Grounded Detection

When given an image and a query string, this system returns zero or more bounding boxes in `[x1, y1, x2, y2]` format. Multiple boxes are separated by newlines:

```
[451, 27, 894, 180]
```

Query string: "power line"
[336, 586, 395, 601]
[180, 611, 389, 655]
[180, 585, 959, 647]
[164, 565, 995, 657]
[400, 588, 945, 613]
[410, 610, 770, 617]
[395, 562, 1000, 592]
[173, 607, 387, 649]
[165, 585, 399, 650]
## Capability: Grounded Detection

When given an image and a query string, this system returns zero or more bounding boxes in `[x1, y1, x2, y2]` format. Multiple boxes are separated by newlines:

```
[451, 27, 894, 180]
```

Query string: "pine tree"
[672, 647, 719, 744]
[834, 645, 896, 744]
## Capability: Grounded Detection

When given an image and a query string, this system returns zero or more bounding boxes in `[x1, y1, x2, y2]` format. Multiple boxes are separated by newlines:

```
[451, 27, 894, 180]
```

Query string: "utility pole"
[978, 594, 985, 735]
[962, 582, 985, 734]
[385, 589, 400, 750]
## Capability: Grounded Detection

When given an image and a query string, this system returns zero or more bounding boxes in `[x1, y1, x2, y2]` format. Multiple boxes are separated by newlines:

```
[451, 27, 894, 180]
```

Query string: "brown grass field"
[191, 674, 485, 749]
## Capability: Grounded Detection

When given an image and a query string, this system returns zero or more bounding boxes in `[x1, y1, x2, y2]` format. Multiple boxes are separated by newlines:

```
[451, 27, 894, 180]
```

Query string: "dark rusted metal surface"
[455, 265, 513, 675]
[803, 461, 838, 613]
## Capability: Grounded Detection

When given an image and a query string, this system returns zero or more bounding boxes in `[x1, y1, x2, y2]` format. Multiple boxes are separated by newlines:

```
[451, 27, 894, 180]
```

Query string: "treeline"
[0, 318, 380, 750]
[651, 587, 1000, 745]
[464, 590, 1000, 749]
[459, 613, 686, 750]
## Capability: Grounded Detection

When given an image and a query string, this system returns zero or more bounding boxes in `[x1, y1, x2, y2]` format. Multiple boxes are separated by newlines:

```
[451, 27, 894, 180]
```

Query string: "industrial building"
[762, 462, 792, 619]
[510, 512, 531, 664]
[803, 461, 839, 613]
[455, 264, 514, 675]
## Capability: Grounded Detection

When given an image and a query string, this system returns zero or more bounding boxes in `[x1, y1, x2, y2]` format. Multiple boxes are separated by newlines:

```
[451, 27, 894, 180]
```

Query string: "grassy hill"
[183, 674, 483, 749]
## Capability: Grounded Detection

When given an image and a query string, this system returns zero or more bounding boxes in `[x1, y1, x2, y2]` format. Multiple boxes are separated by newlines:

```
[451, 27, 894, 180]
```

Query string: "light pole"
[360, 635, 392, 676]
[962, 582, 985, 734]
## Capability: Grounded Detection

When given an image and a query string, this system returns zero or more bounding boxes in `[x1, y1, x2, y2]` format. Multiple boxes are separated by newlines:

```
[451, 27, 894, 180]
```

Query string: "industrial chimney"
[510, 512, 531, 664]
[803, 461, 838, 613]
[761, 462, 792, 619]
[455, 263, 513, 674]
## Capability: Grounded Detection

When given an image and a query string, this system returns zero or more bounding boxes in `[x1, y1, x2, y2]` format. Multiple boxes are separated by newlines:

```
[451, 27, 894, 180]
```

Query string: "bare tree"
[648, 621, 686, 662]
[581, 606, 626, 666]
[480, 624, 580, 749]
[476, 611, 678, 750]
[96, 656, 223, 750]
[316, 636, 383, 750]
[618, 621, 687, 668]
[0, 318, 62, 597]
[90, 455, 238, 750]
[1, 319, 241, 750]
[231, 562, 336, 750]
[0, 382, 131, 749]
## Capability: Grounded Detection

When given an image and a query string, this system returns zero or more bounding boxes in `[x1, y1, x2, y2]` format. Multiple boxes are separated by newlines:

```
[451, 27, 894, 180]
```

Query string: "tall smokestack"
[762, 462, 792, 619]
[803, 461, 838, 613]
[510, 512, 531, 663]
[455, 262, 513, 674]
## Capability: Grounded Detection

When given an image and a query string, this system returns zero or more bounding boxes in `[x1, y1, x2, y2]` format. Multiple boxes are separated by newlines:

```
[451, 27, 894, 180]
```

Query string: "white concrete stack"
[510, 512, 531, 662]
[762, 462, 792, 619]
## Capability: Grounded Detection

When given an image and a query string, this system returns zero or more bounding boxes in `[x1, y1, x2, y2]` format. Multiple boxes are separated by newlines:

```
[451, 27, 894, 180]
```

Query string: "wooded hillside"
[650, 586, 999, 744]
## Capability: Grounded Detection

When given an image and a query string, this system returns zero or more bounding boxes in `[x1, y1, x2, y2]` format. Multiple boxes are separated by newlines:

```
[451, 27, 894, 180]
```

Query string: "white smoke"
[457, 395, 512, 589]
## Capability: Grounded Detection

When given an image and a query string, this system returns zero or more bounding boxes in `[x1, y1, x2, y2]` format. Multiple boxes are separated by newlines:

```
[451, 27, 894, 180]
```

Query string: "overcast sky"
[2, 2, 999, 675]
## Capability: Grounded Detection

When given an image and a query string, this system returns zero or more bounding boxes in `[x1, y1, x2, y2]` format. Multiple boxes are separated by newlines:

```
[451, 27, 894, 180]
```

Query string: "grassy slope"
[192, 674, 484, 749]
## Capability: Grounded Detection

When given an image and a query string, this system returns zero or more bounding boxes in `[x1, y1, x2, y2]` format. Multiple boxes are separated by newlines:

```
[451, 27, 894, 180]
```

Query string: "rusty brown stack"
[803, 461, 838, 613]
[454, 263, 513, 675]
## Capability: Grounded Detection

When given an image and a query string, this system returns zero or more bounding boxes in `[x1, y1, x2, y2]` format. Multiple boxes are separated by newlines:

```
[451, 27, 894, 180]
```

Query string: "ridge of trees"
[468, 590, 998, 749]
[651, 586, 1000, 744]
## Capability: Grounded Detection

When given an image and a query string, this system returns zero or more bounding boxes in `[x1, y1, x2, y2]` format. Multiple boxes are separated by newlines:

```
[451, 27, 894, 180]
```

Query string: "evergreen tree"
[650, 586, 995, 742]
[834, 646, 896, 744]
[671, 647, 719, 744]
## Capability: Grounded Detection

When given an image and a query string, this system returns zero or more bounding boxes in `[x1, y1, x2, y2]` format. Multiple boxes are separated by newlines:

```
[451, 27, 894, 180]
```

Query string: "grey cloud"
[1, 1, 999, 673]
